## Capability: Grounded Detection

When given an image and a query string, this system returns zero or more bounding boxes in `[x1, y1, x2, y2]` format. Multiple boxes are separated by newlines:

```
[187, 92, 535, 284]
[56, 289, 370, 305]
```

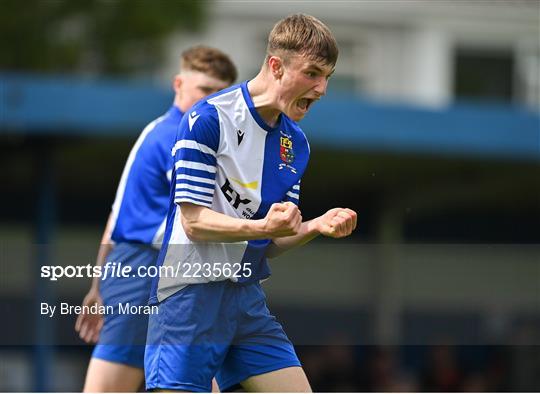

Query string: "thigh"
[145, 343, 228, 392]
[145, 282, 236, 392]
[216, 283, 303, 391]
[217, 342, 302, 391]
[83, 357, 144, 392]
[241, 366, 311, 392]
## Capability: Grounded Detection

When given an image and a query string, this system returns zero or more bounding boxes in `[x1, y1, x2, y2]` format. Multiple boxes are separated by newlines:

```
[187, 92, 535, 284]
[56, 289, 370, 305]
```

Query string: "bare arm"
[75, 212, 115, 343]
[266, 208, 357, 258]
[180, 201, 302, 242]
[182, 199, 356, 259]
[90, 213, 115, 290]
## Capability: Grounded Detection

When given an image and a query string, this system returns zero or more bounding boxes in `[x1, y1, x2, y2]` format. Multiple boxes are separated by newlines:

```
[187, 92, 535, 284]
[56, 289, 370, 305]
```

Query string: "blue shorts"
[145, 281, 301, 391]
[92, 242, 159, 368]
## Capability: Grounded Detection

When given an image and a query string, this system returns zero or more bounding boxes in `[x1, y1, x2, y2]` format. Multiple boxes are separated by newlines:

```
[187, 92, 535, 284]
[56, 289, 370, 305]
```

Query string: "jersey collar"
[240, 80, 281, 133]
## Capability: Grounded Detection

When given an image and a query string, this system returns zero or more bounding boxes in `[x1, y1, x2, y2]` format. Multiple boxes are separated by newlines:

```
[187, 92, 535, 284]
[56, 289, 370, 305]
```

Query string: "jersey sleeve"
[283, 179, 301, 205]
[172, 105, 220, 208]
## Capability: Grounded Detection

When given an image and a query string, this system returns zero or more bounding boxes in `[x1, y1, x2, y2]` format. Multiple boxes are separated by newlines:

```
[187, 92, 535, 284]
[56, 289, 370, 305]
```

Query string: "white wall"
[158, 1, 539, 109]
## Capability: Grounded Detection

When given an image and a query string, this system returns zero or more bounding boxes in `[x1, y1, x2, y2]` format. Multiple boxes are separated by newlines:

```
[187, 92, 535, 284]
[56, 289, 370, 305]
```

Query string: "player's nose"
[313, 77, 328, 96]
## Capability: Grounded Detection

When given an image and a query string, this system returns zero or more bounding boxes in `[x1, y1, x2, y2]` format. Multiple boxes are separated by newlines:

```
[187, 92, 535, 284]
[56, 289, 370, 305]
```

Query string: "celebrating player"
[145, 14, 357, 392]
[75, 46, 237, 392]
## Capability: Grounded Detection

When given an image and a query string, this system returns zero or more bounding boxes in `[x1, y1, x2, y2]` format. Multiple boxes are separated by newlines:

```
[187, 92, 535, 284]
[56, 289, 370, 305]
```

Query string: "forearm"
[266, 218, 321, 258]
[90, 213, 115, 290]
[181, 204, 269, 242]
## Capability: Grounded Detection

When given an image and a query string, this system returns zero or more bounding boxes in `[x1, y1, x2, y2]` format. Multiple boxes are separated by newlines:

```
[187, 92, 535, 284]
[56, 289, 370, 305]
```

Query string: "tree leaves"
[1, 0, 206, 75]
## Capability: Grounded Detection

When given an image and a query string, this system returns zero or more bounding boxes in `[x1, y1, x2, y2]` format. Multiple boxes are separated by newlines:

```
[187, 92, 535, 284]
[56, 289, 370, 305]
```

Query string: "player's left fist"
[316, 208, 357, 238]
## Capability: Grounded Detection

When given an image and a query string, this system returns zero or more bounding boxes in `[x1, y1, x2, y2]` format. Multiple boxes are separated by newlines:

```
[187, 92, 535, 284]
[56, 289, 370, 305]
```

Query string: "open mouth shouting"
[296, 97, 317, 114]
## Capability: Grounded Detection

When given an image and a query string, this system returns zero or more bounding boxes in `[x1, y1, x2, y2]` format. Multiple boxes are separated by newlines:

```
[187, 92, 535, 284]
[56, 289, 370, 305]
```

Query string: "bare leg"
[211, 378, 221, 392]
[83, 358, 144, 392]
[240, 366, 311, 392]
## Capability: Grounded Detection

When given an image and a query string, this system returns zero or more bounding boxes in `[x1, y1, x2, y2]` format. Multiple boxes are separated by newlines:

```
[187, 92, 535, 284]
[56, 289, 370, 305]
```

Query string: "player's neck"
[174, 95, 189, 114]
[247, 72, 281, 128]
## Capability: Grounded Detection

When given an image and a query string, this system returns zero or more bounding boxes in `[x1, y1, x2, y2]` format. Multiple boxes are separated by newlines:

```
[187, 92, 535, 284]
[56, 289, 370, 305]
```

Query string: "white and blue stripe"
[171, 102, 220, 209]
[284, 181, 301, 205]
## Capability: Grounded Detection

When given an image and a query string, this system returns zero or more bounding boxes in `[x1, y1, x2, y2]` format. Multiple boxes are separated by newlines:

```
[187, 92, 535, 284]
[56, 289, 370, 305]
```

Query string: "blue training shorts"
[145, 280, 301, 392]
[92, 242, 159, 368]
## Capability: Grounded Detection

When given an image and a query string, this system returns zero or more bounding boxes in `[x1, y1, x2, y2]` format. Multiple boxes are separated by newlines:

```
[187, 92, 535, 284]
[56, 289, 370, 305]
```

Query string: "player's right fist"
[263, 202, 302, 238]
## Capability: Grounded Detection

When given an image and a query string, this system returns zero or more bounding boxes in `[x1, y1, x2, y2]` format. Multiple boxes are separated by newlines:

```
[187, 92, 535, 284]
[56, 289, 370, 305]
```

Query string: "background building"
[161, 1, 539, 109]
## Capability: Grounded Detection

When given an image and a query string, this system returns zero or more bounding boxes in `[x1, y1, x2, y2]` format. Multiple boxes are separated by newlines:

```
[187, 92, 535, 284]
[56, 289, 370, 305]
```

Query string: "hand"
[263, 202, 302, 238]
[316, 208, 357, 238]
[74, 287, 104, 344]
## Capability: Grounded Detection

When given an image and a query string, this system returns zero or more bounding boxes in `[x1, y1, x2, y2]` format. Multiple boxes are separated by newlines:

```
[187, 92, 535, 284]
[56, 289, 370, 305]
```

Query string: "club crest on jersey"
[279, 131, 297, 173]
[279, 132, 294, 164]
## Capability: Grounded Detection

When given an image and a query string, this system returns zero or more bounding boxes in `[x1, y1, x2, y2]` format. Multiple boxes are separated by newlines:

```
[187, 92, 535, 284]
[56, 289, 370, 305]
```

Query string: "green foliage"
[0, 0, 207, 75]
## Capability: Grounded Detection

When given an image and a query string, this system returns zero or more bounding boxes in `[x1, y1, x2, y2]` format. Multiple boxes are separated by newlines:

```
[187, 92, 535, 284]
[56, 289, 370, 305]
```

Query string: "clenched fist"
[263, 202, 302, 238]
[315, 208, 357, 238]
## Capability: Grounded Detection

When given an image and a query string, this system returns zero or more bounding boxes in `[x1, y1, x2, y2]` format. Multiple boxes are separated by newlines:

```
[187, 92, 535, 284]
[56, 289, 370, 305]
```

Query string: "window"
[454, 49, 514, 103]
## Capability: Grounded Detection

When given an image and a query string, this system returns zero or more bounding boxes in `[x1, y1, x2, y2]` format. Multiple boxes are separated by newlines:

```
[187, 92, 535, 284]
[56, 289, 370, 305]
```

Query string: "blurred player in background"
[75, 46, 237, 392]
[145, 14, 357, 392]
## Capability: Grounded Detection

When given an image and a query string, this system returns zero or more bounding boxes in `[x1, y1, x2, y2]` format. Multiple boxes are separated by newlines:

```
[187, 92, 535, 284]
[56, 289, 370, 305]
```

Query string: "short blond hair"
[266, 14, 338, 66]
[180, 46, 237, 84]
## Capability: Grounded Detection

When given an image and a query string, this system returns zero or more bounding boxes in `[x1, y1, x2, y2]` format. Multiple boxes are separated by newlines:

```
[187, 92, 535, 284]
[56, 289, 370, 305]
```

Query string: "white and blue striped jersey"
[150, 82, 310, 303]
[110, 106, 183, 246]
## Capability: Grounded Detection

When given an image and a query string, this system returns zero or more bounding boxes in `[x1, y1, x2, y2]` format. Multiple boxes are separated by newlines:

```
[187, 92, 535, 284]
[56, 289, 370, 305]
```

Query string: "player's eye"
[200, 87, 215, 94]
[305, 71, 317, 78]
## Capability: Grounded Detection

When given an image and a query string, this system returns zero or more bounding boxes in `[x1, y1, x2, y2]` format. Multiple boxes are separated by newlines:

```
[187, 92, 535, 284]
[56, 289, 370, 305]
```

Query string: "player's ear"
[173, 74, 183, 93]
[268, 56, 284, 80]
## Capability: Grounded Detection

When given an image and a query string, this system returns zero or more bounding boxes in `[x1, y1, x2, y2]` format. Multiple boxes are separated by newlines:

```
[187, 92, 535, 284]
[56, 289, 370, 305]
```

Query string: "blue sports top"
[150, 82, 310, 304]
[110, 106, 183, 246]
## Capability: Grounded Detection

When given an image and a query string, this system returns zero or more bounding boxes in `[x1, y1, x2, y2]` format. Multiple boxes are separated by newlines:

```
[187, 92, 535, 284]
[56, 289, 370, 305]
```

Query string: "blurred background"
[1, 0, 539, 391]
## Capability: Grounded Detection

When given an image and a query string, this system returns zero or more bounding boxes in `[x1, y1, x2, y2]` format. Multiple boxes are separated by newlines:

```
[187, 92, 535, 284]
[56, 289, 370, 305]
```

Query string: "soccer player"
[145, 14, 357, 392]
[75, 46, 237, 392]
